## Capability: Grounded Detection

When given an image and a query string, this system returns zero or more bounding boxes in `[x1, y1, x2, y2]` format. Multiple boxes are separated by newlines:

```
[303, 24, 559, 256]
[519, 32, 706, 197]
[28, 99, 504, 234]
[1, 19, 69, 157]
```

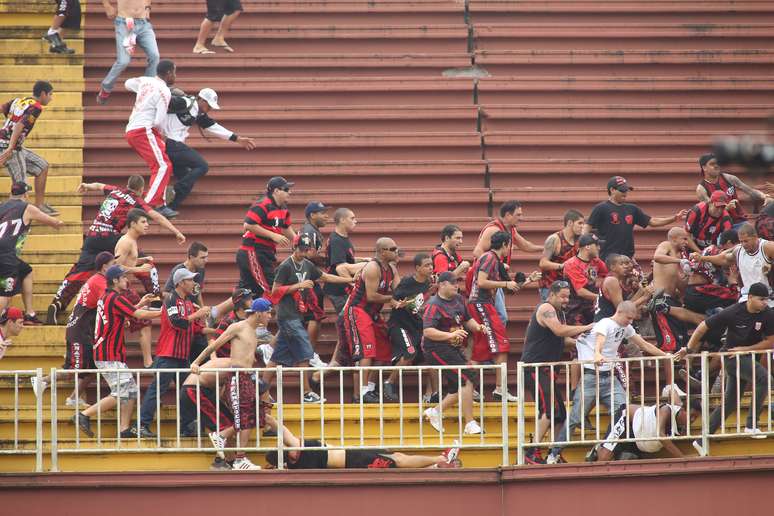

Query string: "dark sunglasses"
[383, 246, 399, 252]
[552, 280, 570, 289]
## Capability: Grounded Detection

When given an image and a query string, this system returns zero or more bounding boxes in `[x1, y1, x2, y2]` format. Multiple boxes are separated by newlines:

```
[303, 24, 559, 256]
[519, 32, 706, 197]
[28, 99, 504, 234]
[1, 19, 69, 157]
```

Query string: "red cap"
[710, 190, 728, 207]
[2, 307, 24, 321]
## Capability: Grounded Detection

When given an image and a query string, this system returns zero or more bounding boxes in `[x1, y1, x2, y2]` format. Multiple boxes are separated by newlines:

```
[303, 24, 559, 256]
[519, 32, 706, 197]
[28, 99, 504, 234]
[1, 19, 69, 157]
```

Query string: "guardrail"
[0, 369, 44, 472]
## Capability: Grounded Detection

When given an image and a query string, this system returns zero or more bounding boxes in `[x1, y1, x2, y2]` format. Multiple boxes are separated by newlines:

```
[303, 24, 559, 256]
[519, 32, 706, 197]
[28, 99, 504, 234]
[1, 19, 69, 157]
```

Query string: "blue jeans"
[494, 288, 508, 327]
[139, 356, 189, 428]
[101, 17, 160, 92]
[270, 318, 315, 367]
[549, 369, 627, 454]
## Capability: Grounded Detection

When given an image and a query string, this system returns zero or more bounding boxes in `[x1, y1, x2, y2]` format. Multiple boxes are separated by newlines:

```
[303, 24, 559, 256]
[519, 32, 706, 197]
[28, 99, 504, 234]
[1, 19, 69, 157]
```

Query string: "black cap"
[578, 234, 601, 247]
[437, 271, 457, 284]
[11, 182, 32, 196]
[699, 153, 716, 168]
[606, 176, 633, 193]
[748, 282, 770, 298]
[267, 176, 294, 192]
[305, 201, 327, 218]
[293, 233, 314, 250]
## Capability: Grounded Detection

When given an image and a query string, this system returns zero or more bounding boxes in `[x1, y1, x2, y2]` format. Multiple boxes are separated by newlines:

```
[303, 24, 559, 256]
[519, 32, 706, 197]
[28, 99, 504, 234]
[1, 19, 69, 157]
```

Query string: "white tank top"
[633, 404, 681, 453]
[736, 238, 773, 305]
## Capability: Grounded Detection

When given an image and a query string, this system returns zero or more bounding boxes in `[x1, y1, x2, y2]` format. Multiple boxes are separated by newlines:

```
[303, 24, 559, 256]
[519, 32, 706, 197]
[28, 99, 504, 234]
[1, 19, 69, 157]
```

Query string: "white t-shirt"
[124, 76, 171, 134]
[576, 317, 635, 371]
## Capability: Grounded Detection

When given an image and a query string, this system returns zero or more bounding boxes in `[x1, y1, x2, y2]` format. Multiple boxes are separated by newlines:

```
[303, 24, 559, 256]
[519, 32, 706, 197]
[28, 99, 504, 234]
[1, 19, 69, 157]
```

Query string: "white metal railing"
[45, 364, 509, 471]
[0, 369, 44, 472]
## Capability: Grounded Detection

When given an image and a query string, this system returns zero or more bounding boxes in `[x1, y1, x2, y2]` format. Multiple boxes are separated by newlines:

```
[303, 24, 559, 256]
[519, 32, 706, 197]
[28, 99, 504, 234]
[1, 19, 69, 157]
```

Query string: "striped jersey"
[240, 196, 291, 253]
[93, 289, 137, 362]
[86, 185, 152, 238]
[156, 290, 196, 360]
[345, 260, 395, 318]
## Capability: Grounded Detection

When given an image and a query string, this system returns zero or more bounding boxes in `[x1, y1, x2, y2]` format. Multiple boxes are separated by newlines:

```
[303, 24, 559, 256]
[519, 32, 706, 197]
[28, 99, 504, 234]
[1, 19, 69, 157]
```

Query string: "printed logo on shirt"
[610, 212, 620, 224]
[755, 322, 762, 331]
[625, 215, 634, 225]
[167, 305, 179, 317]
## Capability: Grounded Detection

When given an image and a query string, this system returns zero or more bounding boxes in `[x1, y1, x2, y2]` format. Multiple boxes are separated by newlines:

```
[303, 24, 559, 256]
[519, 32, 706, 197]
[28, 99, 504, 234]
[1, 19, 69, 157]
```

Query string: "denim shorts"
[270, 318, 315, 366]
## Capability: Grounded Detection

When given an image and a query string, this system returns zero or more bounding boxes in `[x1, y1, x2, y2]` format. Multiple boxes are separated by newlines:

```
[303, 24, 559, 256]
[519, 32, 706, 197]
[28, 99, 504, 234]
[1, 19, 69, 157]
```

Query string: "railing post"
[516, 362, 524, 466]
[500, 362, 510, 466]
[49, 367, 58, 472]
[701, 351, 710, 455]
[276, 366, 284, 470]
[34, 368, 43, 472]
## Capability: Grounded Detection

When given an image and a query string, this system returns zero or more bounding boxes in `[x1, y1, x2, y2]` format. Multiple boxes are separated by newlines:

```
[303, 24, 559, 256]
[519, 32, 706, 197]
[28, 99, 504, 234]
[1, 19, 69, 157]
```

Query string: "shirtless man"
[114, 208, 159, 367]
[191, 297, 273, 470]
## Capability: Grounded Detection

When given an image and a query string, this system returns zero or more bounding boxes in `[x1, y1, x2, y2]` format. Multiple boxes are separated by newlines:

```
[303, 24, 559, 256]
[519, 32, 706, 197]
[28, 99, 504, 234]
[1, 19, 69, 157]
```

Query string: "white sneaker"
[30, 377, 48, 398]
[692, 440, 708, 457]
[443, 440, 460, 463]
[309, 353, 327, 368]
[472, 390, 481, 403]
[232, 457, 261, 470]
[65, 396, 88, 408]
[209, 431, 226, 459]
[661, 384, 686, 402]
[492, 388, 518, 402]
[257, 344, 274, 365]
[744, 427, 767, 439]
[424, 407, 444, 432]
[464, 420, 483, 435]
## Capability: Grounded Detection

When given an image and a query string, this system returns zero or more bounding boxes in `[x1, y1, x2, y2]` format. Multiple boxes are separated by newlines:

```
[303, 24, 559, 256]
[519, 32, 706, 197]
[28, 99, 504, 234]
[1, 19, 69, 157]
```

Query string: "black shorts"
[684, 284, 738, 315]
[205, 0, 243, 21]
[344, 449, 396, 469]
[64, 306, 96, 370]
[0, 259, 32, 297]
[189, 333, 208, 364]
[388, 325, 421, 364]
[236, 247, 276, 298]
[73, 235, 120, 274]
[180, 385, 234, 433]
[54, 0, 82, 29]
[650, 296, 687, 353]
[523, 366, 567, 424]
[423, 344, 478, 394]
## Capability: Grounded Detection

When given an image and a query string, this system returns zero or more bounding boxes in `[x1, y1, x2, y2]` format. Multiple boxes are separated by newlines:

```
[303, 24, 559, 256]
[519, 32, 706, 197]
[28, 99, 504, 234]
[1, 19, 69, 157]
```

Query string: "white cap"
[197, 88, 220, 110]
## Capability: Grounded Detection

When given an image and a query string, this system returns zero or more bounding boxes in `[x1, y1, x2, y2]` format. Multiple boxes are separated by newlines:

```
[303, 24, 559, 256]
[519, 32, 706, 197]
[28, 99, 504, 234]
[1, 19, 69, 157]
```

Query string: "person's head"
[746, 282, 771, 313]
[32, 80, 53, 105]
[606, 253, 631, 278]
[10, 182, 31, 199]
[613, 300, 638, 326]
[126, 208, 149, 235]
[667, 227, 689, 251]
[547, 280, 571, 311]
[489, 230, 512, 259]
[156, 59, 176, 86]
[305, 201, 329, 228]
[499, 200, 523, 228]
[375, 237, 400, 262]
[708, 191, 728, 218]
[563, 209, 585, 236]
[413, 252, 433, 281]
[578, 233, 601, 259]
[173, 268, 198, 297]
[246, 297, 273, 326]
[231, 288, 253, 314]
[292, 233, 315, 259]
[187, 242, 208, 270]
[266, 176, 293, 206]
[333, 207, 356, 233]
[675, 398, 702, 433]
[127, 174, 145, 195]
[436, 271, 458, 299]
[105, 265, 129, 291]
[440, 224, 463, 251]
[196, 88, 220, 114]
[0, 307, 24, 337]
[718, 229, 739, 250]
[606, 176, 633, 204]
[699, 153, 719, 179]
[95, 251, 115, 273]
[737, 223, 759, 253]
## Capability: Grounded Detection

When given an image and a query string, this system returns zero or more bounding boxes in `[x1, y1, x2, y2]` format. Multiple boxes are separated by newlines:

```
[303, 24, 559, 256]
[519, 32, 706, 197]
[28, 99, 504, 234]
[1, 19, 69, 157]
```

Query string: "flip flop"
[211, 43, 234, 53]
[193, 47, 216, 54]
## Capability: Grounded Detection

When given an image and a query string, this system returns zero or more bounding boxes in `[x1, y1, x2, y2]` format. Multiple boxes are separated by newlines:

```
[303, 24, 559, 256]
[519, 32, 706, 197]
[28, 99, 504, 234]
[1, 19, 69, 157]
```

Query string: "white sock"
[367, 381, 375, 392]
[47, 28, 58, 36]
[360, 385, 370, 398]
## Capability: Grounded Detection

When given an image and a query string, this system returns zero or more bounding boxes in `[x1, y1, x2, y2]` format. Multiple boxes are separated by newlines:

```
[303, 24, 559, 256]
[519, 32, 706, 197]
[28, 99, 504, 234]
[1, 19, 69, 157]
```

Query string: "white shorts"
[95, 361, 138, 402]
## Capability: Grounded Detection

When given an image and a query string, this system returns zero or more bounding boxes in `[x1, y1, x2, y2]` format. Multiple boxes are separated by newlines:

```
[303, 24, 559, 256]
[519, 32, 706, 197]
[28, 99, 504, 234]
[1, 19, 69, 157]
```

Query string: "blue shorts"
[270, 318, 315, 366]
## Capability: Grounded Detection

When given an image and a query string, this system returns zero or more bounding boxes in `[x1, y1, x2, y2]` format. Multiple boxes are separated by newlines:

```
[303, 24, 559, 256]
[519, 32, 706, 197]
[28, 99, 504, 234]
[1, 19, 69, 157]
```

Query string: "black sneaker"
[524, 449, 546, 465]
[210, 457, 232, 471]
[139, 426, 156, 438]
[23, 313, 44, 326]
[46, 302, 60, 325]
[361, 390, 380, 403]
[382, 382, 398, 402]
[120, 427, 139, 438]
[585, 445, 598, 462]
[72, 413, 94, 437]
[262, 428, 277, 438]
[43, 33, 75, 54]
[645, 289, 668, 314]
[155, 205, 179, 219]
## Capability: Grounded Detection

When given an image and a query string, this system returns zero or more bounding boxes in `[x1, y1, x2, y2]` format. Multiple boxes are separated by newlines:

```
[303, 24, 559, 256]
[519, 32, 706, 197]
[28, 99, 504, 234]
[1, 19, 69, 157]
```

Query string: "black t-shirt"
[587, 200, 651, 259]
[163, 263, 205, 303]
[323, 232, 355, 297]
[285, 439, 328, 469]
[274, 256, 322, 321]
[421, 293, 471, 349]
[388, 276, 432, 333]
[705, 303, 774, 348]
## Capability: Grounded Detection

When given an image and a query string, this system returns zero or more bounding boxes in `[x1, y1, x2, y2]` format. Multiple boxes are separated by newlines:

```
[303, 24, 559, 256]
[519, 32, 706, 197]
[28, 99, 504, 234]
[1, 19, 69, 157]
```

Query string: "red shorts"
[341, 306, 391, 363]
[468, 302, 509, 362]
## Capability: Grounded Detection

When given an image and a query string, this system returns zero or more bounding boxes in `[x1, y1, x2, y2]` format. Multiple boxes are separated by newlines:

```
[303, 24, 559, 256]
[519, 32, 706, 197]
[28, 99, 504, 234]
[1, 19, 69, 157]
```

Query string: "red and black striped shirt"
[685, 201, 733, 249]
[214, 310, 241, 358]
[539, 230, 579, 289]
[240, 196, 291, 253]
[467, 250, 503, 304]
[156, 291, 196, 360]
[699, 173, 745, 223]
[86, 185, 152, 238]
[345, 260, 395, 318]
[93, 289, 137, 362]
[477, 219, 517, 266]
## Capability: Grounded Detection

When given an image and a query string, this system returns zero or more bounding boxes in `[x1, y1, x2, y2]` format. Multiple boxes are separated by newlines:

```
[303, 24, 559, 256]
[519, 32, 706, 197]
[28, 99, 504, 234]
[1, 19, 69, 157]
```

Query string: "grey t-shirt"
[163, 263, 205, 303]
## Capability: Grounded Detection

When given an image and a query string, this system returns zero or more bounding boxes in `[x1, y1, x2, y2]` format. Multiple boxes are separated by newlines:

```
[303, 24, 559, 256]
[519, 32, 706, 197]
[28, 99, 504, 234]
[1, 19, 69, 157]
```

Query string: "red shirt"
[240, 196, 291, 253]
[699, 174, 746, 223]
[94, 289, 137, 362]
[563, 255, 608, 325]
[156, 290, 196, 360]
[684, 201, 733, 249]
[86, 185, 152, 238]
[75, 273, 107, 310]
[539, 230, 579, 289]
[432, 245, 462, 274]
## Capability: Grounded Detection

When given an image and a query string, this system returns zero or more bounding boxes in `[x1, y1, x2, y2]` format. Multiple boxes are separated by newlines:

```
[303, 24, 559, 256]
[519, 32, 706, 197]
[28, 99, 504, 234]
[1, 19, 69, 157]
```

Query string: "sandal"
[211, 42, 234, 53]
[193, 46, 216, 54]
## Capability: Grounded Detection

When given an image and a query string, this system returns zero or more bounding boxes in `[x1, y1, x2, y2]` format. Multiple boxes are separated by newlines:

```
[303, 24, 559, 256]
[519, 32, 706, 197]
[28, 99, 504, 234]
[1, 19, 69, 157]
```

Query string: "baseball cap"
[578, 234, 601, 247]
[606, 176, 634, 193]
[173, 267, 197, 285]
[105, 265, 126, 283]
[197, 88, 220, 110]
[0, 307, 24, 323]
[709, 190, 729, 207]
[11, 182, 32, 196]
[748, 282, 770, 298]
[267, 176, 294, 192]
[437, 271, 457, 284]
[305, 201, 327, 219]
[293, 233, 313, 250]
[699, 153, 716, 168]
[94, 251, 114, 271]
[231, 287, 252, 305]
[246, 297, 272, 314]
